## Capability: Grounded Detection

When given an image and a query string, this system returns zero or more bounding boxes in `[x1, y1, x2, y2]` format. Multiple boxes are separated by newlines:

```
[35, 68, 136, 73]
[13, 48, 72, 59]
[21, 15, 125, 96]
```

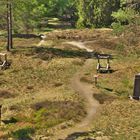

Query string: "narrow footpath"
[52, 42, 100, 140]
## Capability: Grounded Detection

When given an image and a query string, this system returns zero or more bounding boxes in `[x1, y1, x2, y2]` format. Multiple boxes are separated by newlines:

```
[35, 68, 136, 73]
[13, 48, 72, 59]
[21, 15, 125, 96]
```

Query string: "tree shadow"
[2, 117, 18, 124]
[11, 46, 115, 66]
[63, 131, 95, 140]
[97, 69, 117, 74]
[33, 47, 98, 60]
[31, 100, 86, 123]
[11, 128, 34, 140]
[12, 46, 99, 60]
[13, 34, 39, 39]
[93, 93, 117, 104]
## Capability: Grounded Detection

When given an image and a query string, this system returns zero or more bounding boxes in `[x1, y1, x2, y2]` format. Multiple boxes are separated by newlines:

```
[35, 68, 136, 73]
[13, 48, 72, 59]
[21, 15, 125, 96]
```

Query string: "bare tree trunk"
[9, 2, 13, 49]
[7, 3, 10, 51]
[7, 1, 13, 51]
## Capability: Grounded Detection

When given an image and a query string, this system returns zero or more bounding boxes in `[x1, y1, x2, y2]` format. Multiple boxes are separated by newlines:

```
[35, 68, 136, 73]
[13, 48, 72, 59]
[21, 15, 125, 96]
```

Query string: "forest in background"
[0, 0, 140, 33]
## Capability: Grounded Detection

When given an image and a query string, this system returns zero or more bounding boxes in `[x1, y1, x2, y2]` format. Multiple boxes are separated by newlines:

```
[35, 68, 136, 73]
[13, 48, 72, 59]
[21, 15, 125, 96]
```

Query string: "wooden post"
[133, 73, 140, 100]
[94, 75, 99, 86]
[9, 2, 13, 49]
[0, 105, 2, 125]
[7, 2, 10, 51]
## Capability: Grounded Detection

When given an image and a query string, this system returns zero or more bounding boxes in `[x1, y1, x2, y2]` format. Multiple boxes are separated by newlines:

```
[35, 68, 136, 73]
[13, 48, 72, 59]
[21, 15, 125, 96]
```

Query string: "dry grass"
[0, 37, 86, 139]
[91, 56, 140, 139]
[0, 29, 140, 139]
[46, 28, 112, 41]
[93, 100, 140, 140]
[78, 54, 140, 140]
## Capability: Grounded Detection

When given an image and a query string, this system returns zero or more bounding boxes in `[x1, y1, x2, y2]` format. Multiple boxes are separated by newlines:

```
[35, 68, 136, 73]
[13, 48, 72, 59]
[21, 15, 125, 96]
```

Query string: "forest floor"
[0, 28, 140, 140]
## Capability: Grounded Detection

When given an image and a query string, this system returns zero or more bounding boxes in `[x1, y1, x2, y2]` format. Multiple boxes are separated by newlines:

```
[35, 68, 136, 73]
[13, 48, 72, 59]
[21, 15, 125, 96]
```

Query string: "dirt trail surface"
[37, 40, 45, 46]
[37, 34, 47, 46]
[65, 41, 93, 52]
[52, 42, 100, 140]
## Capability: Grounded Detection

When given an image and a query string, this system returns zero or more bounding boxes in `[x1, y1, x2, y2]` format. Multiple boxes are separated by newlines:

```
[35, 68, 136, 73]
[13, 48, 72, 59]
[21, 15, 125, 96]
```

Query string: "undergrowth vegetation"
[0, 37, 86, 139]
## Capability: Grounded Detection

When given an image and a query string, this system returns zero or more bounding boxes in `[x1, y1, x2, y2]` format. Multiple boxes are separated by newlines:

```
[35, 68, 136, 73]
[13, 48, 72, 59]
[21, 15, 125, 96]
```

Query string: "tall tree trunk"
[7, 1, 13, 51]
[9, 2, 13, 49]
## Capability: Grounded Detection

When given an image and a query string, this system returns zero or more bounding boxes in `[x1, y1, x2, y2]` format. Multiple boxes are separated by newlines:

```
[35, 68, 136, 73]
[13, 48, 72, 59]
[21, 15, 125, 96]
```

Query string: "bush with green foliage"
[111, 7, 140, 35]
[0, 0, 140, 32]
[112, 8, 137, 24]
[0, 0, 46, 33]
[76, 0, 120, 28]
[12, 127, 35, 139]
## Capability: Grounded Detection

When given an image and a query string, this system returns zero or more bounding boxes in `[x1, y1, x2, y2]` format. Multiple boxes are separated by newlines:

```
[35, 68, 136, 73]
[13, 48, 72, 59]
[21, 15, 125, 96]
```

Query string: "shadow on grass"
[11, 46, 99, 60]
[64, 131, 95, 140]
[93, 93, 116, 104]
[2, 117, 18, 124]
[0, 90, 16, 99]
[13, 34, 39, 39]
[97, 69, 117, 74]
[31, 100, 86, 122]
[12, 127, 34, 140]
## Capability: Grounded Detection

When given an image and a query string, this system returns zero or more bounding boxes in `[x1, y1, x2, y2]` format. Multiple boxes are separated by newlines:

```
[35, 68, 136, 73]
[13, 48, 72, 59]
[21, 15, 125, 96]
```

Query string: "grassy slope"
[74, 35, 140, 139]
[0, 28, 140, 139]
[0, 37, 86, 139]
[87, 56, 140, 140]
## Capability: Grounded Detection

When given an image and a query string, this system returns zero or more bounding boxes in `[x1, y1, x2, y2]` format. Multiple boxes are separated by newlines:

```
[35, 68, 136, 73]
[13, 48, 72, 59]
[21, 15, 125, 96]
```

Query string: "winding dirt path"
[66, 41, 93, 52]
[52, 42, 100, 140]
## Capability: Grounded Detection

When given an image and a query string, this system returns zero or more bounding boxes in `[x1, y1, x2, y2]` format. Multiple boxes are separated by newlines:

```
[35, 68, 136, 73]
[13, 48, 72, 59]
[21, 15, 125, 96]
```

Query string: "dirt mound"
[46, 29, 112, 41]
[84, 37, 119, 53]
[46, 29, 120, 54]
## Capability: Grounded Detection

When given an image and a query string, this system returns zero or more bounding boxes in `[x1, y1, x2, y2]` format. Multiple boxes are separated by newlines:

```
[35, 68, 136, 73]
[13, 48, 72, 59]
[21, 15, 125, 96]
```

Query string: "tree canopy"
[0, 0, 139, 33]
